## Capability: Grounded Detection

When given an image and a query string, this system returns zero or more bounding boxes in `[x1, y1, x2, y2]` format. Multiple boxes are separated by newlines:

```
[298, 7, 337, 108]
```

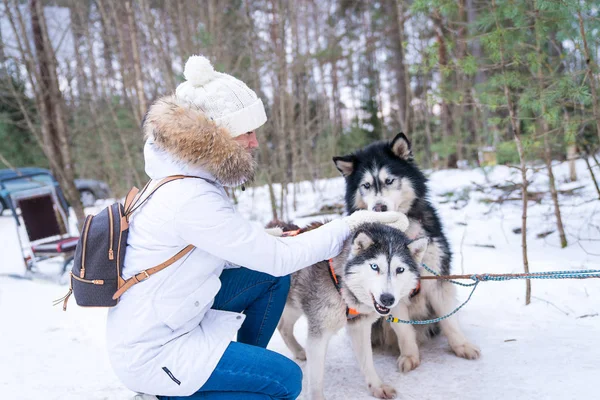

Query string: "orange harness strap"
[328, 259, 360, 319]
[410, 280, 421, 299]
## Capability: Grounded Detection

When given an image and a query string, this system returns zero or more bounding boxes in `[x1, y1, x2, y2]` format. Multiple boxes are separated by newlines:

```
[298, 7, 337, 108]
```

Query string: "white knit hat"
[175, 55, 267, 137]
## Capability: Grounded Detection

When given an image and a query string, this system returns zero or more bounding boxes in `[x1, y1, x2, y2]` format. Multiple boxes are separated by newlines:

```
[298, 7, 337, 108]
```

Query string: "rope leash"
[386, 264, 600, 325]
[279, 226, 600, 325]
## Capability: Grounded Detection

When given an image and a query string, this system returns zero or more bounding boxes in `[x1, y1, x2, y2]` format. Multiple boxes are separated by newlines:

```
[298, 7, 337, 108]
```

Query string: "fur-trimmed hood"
[143, 95, 255, 186]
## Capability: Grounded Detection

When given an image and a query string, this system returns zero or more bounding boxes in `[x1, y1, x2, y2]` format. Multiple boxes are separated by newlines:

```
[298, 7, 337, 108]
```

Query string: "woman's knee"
[268, 274, 290, 302]
[277, 274, 291, 292]
[282, 359, 303, 399]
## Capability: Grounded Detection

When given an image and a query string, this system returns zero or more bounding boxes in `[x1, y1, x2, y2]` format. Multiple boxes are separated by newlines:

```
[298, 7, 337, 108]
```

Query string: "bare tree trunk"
[432, 9, 455, 168]
[457, 0, 478, 163]
[244, 0, 278, 220]
[177, 0, 193, 58]
[576, 10, 600, 144]
[331, 60, 342, 138]
[592, 152, 600, 170]
[535, 15, 567, 248]
[98, 0, 143, 189]
[168, 0, 187, 61]
[70, 1, 119, 188]
[101, 82, 143, 188]
[567, 145, 577, 182]
[97, 0, 114, 97]
[0, 152, 16, 169]
[140, 0, 176, 91]
[311, 0, 332, 125]
[466, 0, 488, 158]
[564, 110, 578, 182]
[389, 0, 411, 133]
[271, 0, 289, 212]
[266, 174, 279, 221]
[279, 184, 286, 221]
[289, 0, 301, 209]
[325, 4, 342, 139]
[419, 37, 434, 168]
[69, 0, 87, 101]
[99, 0, 131, 108]
[543, 134, 567, 247]
[125, 0, 147, 122]
[584, 156, 600, 199]
[492, 0, 530, 304]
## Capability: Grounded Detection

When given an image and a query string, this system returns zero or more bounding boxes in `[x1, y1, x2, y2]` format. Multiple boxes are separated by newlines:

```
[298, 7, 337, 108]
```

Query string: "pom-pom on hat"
[176, 55, 267, 137]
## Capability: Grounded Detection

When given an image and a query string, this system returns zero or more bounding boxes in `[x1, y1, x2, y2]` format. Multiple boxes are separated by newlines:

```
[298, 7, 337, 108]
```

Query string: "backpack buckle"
[136, 270, 150, 282]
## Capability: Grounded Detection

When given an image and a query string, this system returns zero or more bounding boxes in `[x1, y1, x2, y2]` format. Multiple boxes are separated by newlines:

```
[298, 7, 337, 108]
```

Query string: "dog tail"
[265, 219, 300, 232]
[265, 220, 326, 234]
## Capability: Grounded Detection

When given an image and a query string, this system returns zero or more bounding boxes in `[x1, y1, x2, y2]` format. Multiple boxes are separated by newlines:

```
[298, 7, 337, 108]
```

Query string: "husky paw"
[452, 342, 481, 360]
[398, 354, 420, 373]
[293, 349, 307, 361]
[370, 383, 397, 399]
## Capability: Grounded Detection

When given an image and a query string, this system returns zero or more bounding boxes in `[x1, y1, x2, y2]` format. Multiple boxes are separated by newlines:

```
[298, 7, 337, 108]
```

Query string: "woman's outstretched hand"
[343, 210, 408, 232]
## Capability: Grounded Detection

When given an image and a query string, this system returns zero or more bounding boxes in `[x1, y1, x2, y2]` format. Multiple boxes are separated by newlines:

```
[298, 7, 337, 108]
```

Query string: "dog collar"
[328, 259, 360, 319]
[410, 280, 421, 298]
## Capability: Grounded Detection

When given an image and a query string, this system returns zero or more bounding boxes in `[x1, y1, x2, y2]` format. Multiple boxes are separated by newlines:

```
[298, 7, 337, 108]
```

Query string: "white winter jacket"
[106, 95, 351, 396]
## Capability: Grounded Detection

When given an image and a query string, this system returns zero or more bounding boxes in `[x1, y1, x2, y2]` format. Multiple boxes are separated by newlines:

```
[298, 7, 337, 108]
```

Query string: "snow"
[1, 159, 599, 400]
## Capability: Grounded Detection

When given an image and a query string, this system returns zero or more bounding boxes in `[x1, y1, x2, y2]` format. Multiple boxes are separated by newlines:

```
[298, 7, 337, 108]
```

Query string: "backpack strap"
[125, 175, 190, 218]
[122, 186, 141, 231]
[112, 245, 195, 300]
[124, 186, 140, 213]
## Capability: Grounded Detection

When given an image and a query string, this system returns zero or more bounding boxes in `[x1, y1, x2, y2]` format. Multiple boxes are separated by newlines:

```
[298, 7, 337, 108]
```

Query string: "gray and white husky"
[276, 222, 428, 400]
[333, 132, 480, 373]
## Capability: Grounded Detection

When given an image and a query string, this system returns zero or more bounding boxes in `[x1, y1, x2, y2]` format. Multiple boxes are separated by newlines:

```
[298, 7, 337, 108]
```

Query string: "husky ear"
[390, 132, 412, 160]
[333, 155, 355, 177]
[408, 237, 428, 264]
[351, 232, 374, 255]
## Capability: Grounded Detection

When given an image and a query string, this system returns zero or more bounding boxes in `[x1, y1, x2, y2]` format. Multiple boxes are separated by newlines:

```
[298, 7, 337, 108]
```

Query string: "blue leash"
[386, 264, 600, 325]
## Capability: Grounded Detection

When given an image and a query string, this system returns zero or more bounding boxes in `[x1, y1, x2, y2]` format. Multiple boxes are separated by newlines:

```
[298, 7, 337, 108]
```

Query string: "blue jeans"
[159, 268, 301, 400]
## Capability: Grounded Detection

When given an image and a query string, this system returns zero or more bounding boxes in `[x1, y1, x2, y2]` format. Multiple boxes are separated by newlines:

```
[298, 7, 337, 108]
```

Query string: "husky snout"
[379, 293, 395, 307]
[373, 203, 388, 212]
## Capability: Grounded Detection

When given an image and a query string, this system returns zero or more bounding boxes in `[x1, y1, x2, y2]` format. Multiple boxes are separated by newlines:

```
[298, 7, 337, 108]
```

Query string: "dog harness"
[410, 281, 421, 298]
[328, 259, 361, 319]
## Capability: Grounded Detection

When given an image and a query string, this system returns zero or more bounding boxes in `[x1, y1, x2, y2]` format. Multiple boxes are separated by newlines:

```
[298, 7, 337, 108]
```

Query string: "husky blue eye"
[385, 178, 395, 185]
[396, 267, 405, 274]
[370, 263, 379, 271]
[363, 183, 371, 190]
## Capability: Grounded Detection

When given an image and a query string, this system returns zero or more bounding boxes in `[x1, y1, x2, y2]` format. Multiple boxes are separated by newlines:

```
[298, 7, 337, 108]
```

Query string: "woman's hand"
[343, 210, 408, 232]
[264, 227, 284, 237]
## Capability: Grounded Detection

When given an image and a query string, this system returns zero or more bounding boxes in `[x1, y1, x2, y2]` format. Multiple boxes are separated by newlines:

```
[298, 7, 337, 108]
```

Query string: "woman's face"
[233, 131, 259, 152]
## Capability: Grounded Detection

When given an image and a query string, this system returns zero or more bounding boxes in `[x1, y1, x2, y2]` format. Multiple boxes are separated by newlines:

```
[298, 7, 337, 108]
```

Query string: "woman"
[106, 56, 400, 400]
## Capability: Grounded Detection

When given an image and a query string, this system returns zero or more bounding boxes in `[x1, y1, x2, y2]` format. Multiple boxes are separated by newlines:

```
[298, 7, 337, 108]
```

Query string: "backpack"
[54, 175, 198, 311]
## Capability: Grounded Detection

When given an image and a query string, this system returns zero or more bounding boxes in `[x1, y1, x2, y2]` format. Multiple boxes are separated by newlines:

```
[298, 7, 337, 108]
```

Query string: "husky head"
[333, 133, 428, 214]
[342, 223, 427, 316]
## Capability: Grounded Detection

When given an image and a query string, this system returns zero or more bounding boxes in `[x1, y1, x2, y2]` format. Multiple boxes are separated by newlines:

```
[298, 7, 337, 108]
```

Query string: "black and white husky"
[333, 132, 480, 373]
[276, 222, 427, 400]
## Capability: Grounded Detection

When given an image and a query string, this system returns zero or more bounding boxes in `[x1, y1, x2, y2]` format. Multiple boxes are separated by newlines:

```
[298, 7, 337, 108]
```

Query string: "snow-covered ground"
[1, 159, 599, 400]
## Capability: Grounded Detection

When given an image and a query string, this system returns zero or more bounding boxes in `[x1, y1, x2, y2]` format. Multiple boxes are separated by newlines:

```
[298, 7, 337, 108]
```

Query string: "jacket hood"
[143, 95, 256, 186]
